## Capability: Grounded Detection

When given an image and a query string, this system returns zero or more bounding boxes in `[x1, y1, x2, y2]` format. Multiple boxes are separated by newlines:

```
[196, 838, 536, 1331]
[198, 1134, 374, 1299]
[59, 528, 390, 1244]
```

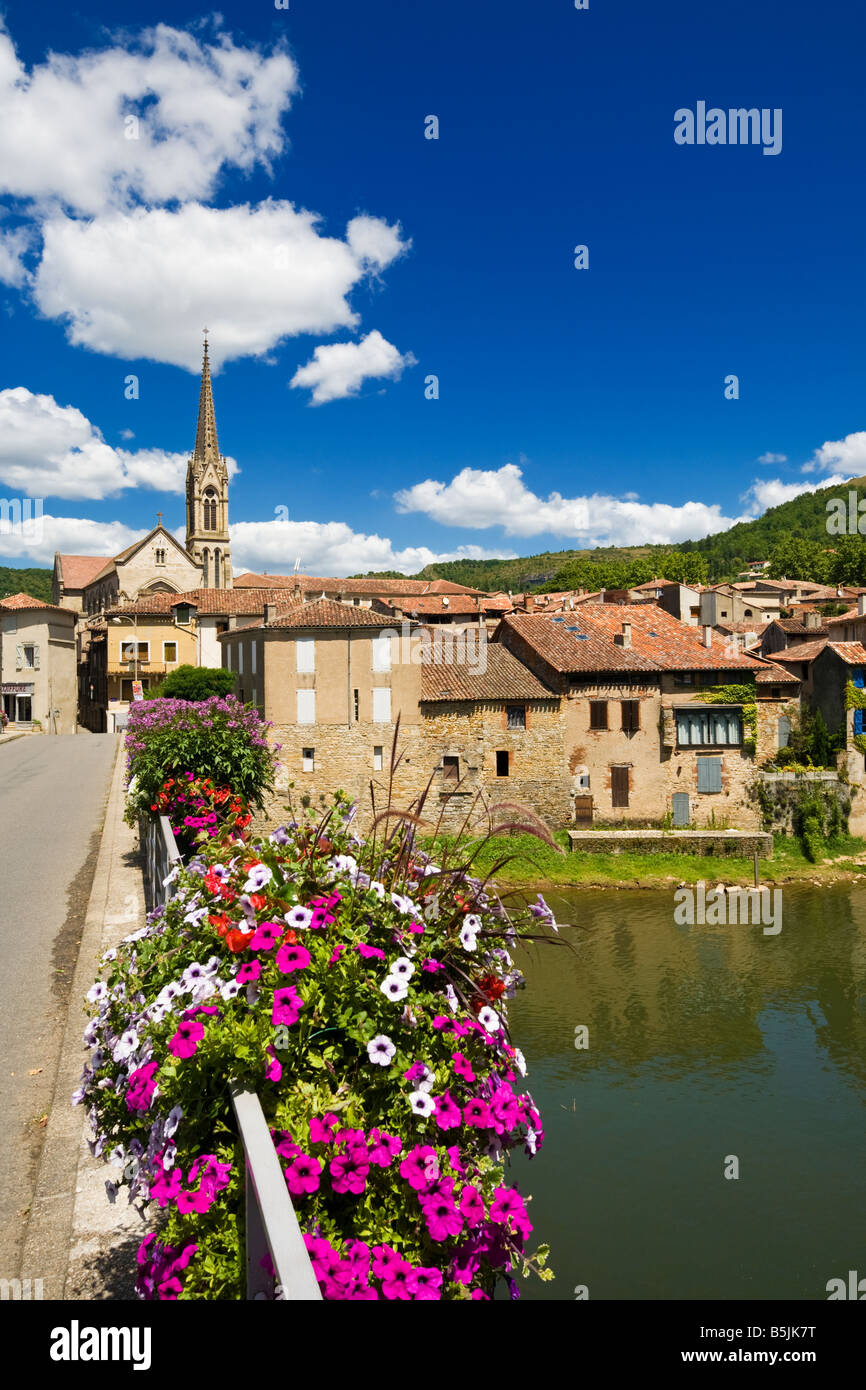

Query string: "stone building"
[496, 604, 795, 829]
[0, 592, 77, 733]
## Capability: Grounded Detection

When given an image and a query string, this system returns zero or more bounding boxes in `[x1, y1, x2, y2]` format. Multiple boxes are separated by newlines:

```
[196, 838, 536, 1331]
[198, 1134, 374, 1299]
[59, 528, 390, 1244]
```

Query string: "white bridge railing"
[140, 811, 321, 1300]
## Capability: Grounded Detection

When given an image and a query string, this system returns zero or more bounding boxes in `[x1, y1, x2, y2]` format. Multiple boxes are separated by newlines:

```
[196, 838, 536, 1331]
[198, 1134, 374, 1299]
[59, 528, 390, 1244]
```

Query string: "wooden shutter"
[15, 644, 23, 670]
[611, 766, 629, 807]
[33, 644, 40, 670]
[672, 793, 690, 827]
[697, 756, 722, 793]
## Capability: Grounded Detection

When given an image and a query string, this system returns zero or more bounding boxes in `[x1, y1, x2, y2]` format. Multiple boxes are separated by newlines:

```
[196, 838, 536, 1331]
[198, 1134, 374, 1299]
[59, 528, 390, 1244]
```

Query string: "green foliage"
[0, 565, 53, 603]
[149, 665, 237, 702]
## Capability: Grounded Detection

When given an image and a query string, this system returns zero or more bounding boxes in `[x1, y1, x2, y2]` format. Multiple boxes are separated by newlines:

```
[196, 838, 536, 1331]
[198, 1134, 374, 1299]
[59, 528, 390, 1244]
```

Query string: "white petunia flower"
[513, 1047, 528, 1078]
[220, 979, 241, 1000]
[478, 1006, 501, 1034]
[408, 1090, 435, 1117]
[87, 983, 107, 1004]
[463, 913, 482, 932]
[415, 1064, 435, 1093]
[380, 975, 409, 1002]
[243, 864, 273, 893]
[369, 880, 386, 900]
[389, 956, 415, 979]
[459, 924, 478, 952]
[165, 1106, 183, 1138]
[285, 906, 313, 930]
[112, 1029, 139, 1062]
[367, 1034, 396, 1066]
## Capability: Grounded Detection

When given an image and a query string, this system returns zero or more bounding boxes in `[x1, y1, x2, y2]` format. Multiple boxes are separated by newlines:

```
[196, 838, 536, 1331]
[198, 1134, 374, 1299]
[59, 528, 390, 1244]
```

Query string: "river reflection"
[504, 884, 866, 1300]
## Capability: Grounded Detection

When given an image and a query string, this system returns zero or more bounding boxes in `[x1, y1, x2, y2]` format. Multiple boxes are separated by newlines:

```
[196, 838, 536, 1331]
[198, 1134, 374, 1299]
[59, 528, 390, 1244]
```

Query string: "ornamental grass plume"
[79, 732, 560, 1300]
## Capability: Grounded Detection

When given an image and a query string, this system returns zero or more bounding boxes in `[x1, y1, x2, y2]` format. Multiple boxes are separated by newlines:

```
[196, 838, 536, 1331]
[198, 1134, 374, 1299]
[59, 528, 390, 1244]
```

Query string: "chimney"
[264, 603, 277, 625]
[859, 594, 866, 618]
[227, 615, 237, 631]
[702, 625, 713, 648]
[805, 610, 820, 630]
[621, 621, 631, 648]
[525, 594, 535, 613]
[293, 579, 302, 601]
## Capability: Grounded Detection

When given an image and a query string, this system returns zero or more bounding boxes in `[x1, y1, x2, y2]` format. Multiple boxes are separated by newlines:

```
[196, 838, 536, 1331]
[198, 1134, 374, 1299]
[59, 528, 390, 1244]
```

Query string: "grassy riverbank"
[428, 830, 866, 890]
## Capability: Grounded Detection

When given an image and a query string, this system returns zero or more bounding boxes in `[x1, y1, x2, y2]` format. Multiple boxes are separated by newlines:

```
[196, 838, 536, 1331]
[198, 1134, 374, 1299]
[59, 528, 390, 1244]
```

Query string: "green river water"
[506, 883, 866, 1300]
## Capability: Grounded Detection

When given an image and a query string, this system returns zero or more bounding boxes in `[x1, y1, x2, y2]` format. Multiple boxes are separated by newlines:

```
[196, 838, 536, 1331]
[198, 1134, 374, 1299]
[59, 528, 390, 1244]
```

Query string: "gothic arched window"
[203, 488, 217, 532]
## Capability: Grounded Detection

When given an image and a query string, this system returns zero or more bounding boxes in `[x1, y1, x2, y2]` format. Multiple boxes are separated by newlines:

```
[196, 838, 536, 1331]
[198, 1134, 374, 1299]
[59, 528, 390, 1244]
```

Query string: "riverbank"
[429, 830, 866, 890]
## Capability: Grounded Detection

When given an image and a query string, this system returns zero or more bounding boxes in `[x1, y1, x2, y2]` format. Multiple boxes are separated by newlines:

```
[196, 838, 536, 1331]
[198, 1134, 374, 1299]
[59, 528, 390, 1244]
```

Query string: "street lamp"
[111, 613, 139, 686]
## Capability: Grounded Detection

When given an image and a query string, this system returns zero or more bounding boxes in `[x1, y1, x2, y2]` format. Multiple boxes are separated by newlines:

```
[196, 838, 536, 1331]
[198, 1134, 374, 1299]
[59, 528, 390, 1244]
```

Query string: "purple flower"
[272, 986, 304, 1026]
[459, 1185, 485, 1227]
[356, 942, 386, 961]
[167, 1019, 204, 1059]
[381, 1259, 417, 1301]
[399, 1145, 438, 1191]
[412, 1266, 443, 1300]
[330, 1147, 369, 1196]
[420, 1192, 464, 1242]
[464, 1097, 493, 1128]
[367, 1129, 403, 1167]
[249, 921, 284, 952]
[285, 1154, 322, 1197]
[433, 1091, 461, 1131]
[276, 942, 311, 974]
[309, 1114, 339, 1145]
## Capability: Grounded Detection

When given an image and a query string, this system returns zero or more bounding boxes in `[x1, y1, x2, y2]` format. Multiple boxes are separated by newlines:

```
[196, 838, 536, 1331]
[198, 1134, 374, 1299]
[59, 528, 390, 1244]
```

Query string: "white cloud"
[0, 226, 30, 286]
[0, 511, 141, 566]
[756, 452, 787, 465]
[228, 517, 514, 577]
[290, 330, 416, 405]
[0, 386, 237, 499]
[740, 475, 850, 514]
[0, 23, 298, 217]
[33, 204, 409, 370]
[802, 431, 866, 477]
[394, 463, 749, 546]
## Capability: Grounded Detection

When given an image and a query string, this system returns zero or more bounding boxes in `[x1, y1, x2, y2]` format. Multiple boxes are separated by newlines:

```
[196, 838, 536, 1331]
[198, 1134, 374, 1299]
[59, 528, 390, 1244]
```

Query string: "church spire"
[193, 331, 220, 463]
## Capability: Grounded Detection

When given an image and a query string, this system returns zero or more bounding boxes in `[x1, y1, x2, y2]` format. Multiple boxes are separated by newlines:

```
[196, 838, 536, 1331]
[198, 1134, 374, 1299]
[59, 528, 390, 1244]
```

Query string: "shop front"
[2, 681, 35, 727]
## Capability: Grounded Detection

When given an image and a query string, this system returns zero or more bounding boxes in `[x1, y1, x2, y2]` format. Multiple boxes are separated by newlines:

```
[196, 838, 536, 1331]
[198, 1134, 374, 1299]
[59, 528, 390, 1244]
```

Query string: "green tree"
[149, 665, 236, 701]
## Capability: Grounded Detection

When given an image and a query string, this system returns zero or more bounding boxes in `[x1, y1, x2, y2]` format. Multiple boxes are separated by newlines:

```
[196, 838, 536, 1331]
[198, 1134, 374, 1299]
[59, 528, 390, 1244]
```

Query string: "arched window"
[203, 488, 217, 532]
[214, 549, 221, 590]
[202, 549, 209, 587]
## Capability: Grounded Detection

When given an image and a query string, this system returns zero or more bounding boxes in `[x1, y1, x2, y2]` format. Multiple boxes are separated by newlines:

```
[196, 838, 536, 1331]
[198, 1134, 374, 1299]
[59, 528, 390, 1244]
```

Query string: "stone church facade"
[54, 336, 233, 614]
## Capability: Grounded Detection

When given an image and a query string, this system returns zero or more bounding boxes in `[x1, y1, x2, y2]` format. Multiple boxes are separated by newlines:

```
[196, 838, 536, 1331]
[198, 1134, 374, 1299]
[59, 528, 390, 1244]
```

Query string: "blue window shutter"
[854, 669, 865, 689]
[698, 757, 722, 793]
[854, 708, 864, 735]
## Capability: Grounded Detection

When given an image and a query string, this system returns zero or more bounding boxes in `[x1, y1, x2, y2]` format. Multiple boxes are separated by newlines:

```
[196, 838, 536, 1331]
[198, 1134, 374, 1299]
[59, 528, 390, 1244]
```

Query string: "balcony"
[107, 660, 168, 676]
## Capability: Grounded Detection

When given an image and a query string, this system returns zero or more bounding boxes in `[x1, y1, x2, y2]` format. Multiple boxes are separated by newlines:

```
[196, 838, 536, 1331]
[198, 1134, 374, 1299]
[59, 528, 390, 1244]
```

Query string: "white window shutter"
[15, 644, 23, 670]
[372, 687, 391, 724]
[296, 639, 315, 673]
[33, 644, 40, 670]
[297, 689, 316, 724]
[372, 634, 391, 672]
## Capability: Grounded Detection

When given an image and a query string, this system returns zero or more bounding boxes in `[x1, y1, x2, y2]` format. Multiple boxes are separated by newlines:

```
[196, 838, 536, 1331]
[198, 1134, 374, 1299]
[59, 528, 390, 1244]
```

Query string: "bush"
[76, 791, 557, 1300]
[148, 666, 236, 702]
[150, 773, 252, 857]
[124, 696, 275, 825]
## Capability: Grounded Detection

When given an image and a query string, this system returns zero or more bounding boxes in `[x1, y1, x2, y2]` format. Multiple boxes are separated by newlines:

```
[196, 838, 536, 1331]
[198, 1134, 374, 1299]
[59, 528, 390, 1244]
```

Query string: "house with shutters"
[0, 593, 77, 733]
[496, 604, 798, 828]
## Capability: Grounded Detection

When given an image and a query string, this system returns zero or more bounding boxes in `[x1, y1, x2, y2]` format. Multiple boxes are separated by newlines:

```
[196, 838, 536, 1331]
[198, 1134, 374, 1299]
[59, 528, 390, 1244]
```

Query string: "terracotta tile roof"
[500, 613, 658, 673]
[420, 644, 555, 702]
[772, 640, 828, 664]
[105, 588, 302, 617]
[770, 618, 828, 637]
[56, 555, 109, 589]
[715, 620, 770, 634]
[223, 598, 400, 633]
[232, 573, 485, 597]
[567, 604, 761, 672]
[0, 591, 72, 613]
[754, 661, 801, 686]
[826, 641, 866, 665]
[826, 608, 859, 626]
[378, 594, 512, 617]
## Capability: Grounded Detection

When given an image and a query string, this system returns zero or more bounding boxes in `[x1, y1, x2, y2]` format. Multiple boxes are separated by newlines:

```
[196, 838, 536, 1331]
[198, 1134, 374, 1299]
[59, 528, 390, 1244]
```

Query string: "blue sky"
[0, 0, 864, 575]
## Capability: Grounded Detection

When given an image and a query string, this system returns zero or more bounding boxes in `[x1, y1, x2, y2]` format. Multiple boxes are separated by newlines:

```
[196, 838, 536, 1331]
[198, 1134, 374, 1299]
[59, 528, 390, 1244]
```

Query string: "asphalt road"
[0, 733, 117, 1279]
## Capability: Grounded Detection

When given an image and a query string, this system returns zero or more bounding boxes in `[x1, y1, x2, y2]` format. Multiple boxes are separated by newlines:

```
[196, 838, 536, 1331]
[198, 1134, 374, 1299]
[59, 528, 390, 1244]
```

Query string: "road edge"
[18, 736, 131, 1299]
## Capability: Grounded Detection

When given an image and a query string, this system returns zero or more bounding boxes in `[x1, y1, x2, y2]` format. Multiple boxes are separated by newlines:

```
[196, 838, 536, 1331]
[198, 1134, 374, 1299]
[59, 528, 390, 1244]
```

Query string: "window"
[302, 747, 315, 772]
[778, 715, 791, 748]
[674, 672, 694, 687]
[853, 668, 865, 690]
[296, 638, 315, 673]
[589, 701, 608, 730]
[697, 756, 723, 794]
[22, 644, 36, 669]
[251, 687, 258, 710]
[297, 689, 316, 724]
[354, 689, 360, 721]
[506, 704, 526, 729]
[373, 745, 384, 771]
[121, 641, 149, 663]
[372, 687, 391, 724]
[854, 709, 865, 736]
[163, 641, 178, 664]
[443, 756, 460, 783]
[611, 766, 629, 807]
[496, 750, 509, 776]
[238, 643, 243, 676]
[771, 687, 780, 699]
[676, 710, 741, 747]
[621, 700, 640, 732]
[203, 489, 218, 531]
[372, 634, 392, 672]
[155, 548, 166, 566]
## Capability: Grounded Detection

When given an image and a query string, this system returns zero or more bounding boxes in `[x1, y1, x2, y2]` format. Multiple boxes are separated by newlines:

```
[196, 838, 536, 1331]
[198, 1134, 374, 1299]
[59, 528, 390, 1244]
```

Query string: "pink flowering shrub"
[77, 786, 557, 1300]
